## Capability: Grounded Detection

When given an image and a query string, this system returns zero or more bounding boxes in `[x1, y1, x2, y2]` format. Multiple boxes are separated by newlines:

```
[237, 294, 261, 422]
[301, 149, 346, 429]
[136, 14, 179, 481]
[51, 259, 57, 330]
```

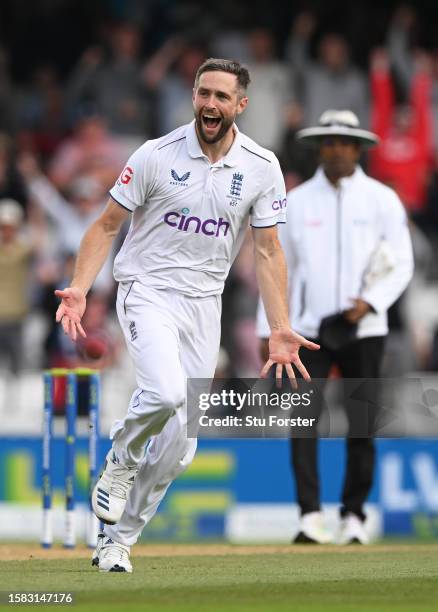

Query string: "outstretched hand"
[55, 287, 87, 341]
[260, 328, 320, 385]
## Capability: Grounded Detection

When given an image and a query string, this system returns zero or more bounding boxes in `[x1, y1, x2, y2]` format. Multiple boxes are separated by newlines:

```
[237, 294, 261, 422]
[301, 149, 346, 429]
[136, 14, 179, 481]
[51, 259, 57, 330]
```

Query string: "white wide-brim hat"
[296, 110, 379, 148]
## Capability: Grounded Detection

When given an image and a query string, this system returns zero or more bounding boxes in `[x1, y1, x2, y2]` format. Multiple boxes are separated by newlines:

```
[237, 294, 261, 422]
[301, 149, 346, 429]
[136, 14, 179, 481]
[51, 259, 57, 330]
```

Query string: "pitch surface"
[0, 543, 437, 611]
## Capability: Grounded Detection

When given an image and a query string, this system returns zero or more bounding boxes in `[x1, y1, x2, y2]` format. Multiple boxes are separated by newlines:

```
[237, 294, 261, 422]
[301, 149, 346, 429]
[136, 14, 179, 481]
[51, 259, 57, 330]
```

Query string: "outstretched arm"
[55, 197, 129, 340]
[409, 55, 433, 152]
[370, 48, 394, 141]
[252, 225, 319, 383]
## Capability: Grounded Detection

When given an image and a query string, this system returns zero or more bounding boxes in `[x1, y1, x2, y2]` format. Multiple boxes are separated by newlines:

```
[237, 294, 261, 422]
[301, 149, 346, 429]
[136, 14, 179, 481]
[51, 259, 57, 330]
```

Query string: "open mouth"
[202, 114, 221, 129]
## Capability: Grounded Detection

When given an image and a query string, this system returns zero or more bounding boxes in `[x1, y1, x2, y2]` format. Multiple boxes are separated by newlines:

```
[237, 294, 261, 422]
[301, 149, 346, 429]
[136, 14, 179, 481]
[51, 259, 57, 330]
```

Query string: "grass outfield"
[1, 543, 438, 611]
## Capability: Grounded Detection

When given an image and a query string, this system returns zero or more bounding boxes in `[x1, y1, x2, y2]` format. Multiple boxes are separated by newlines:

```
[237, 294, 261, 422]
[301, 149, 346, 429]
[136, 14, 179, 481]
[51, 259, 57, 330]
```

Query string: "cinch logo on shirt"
[164, 210, 230, 237]
[272, 197, 286, 211]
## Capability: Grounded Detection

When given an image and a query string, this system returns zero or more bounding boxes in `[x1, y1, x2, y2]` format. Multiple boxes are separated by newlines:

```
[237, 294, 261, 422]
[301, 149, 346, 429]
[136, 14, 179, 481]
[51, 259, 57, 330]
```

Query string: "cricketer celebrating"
[55, 58, 319, 572]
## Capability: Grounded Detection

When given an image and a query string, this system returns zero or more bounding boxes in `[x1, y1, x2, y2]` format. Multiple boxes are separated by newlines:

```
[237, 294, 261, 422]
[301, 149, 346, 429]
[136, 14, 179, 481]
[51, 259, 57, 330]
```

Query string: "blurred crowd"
[0, 3, 438, 377]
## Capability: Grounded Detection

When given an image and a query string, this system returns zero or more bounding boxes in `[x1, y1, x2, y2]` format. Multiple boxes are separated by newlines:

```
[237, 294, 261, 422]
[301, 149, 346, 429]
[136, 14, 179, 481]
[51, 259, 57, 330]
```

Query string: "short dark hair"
[194, 58, 251, 97]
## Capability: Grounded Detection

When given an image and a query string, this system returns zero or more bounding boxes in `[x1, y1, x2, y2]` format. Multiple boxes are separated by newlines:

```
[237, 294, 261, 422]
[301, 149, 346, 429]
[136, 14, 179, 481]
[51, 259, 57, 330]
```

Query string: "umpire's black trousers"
[292, 336, 385, 521]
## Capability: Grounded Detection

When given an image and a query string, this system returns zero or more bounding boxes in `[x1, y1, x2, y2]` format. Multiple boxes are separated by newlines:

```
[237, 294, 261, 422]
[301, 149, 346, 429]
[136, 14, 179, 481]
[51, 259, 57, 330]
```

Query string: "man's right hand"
[55, 287, 87, 341]
[260, 327, 320, 384]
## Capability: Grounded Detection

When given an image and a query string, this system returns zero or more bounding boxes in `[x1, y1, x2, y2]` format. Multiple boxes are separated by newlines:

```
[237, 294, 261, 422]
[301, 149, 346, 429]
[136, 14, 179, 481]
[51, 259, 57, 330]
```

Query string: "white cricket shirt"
[257, 166, 414, 339]
[110, 120, 286, 297]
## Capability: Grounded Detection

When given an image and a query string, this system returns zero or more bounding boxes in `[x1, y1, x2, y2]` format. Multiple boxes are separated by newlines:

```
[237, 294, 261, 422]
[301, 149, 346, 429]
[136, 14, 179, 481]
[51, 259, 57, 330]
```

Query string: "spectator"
[369, 49, 434, 215]
[237, 28, 294, 153]
[0, 200, 33, 373]
[0, 47, 17, 134]
[403, 223, 438, 369]
[279, 101, 318, 191]
[19, 153, 116, 295]
[17, 64, 67, 161]
[422, 158, 438, 256]
[287, 12, 368, 128]
[387, 4, 438, 156]
[386, 5, 418, 95]
[66, 24, 151, 142]
[210, 1, 250, 63]
[0, 134, 29, 212]
[47, 112, 124, 192]
[144, 39, 207, 135]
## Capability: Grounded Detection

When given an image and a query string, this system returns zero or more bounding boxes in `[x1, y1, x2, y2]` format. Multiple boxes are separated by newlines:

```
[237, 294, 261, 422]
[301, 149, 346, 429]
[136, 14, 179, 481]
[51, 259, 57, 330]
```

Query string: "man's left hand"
[344, 298, 372, 324]
[260, 327, 320, 384]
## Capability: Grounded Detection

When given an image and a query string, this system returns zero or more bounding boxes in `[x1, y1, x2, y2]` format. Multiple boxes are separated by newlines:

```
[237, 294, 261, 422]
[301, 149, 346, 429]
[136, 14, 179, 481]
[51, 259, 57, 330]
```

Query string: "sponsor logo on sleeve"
[272, 196, 287, 211]
[117, 166, 133, 186]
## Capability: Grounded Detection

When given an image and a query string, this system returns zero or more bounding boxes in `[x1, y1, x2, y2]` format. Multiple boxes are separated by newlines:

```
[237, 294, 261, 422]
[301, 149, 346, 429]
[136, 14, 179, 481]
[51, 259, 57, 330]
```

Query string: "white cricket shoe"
[294, 511, 333, 544]
[338, 513, 369, 545]
[91, 533, 132, 573]
[92, 449, 139, 525]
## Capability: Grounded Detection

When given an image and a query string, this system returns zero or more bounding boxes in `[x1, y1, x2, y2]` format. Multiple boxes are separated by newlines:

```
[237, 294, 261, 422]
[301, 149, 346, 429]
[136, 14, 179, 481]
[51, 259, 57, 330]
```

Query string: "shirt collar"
[186, 120, 241, 167]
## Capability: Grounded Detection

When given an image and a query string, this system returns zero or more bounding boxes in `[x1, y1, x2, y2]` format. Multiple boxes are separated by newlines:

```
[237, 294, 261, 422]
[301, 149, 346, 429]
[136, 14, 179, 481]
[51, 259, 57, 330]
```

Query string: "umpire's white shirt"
[110, 120, 286, 297]
[257, 166, 414, 339]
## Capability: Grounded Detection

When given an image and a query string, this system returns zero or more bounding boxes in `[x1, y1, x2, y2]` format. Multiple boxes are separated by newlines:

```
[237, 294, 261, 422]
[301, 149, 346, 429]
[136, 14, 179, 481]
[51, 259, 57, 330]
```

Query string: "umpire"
[257, 110, 414, 544]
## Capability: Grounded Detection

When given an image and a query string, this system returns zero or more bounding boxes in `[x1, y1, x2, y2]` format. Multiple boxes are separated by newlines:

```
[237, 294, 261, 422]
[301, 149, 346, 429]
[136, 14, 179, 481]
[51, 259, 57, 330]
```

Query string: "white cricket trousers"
[105, 281, 221, 546]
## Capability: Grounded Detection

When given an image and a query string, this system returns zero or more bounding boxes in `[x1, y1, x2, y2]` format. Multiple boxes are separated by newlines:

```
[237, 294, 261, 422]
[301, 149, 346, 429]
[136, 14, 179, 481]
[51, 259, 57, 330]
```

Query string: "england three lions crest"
[227, 172, 244, 205]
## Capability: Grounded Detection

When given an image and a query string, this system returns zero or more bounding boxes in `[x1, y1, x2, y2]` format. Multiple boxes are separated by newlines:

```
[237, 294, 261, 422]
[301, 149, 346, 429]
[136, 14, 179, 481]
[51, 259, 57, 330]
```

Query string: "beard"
[323, 157, 356, 178]
[195, 110, 235, 144]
